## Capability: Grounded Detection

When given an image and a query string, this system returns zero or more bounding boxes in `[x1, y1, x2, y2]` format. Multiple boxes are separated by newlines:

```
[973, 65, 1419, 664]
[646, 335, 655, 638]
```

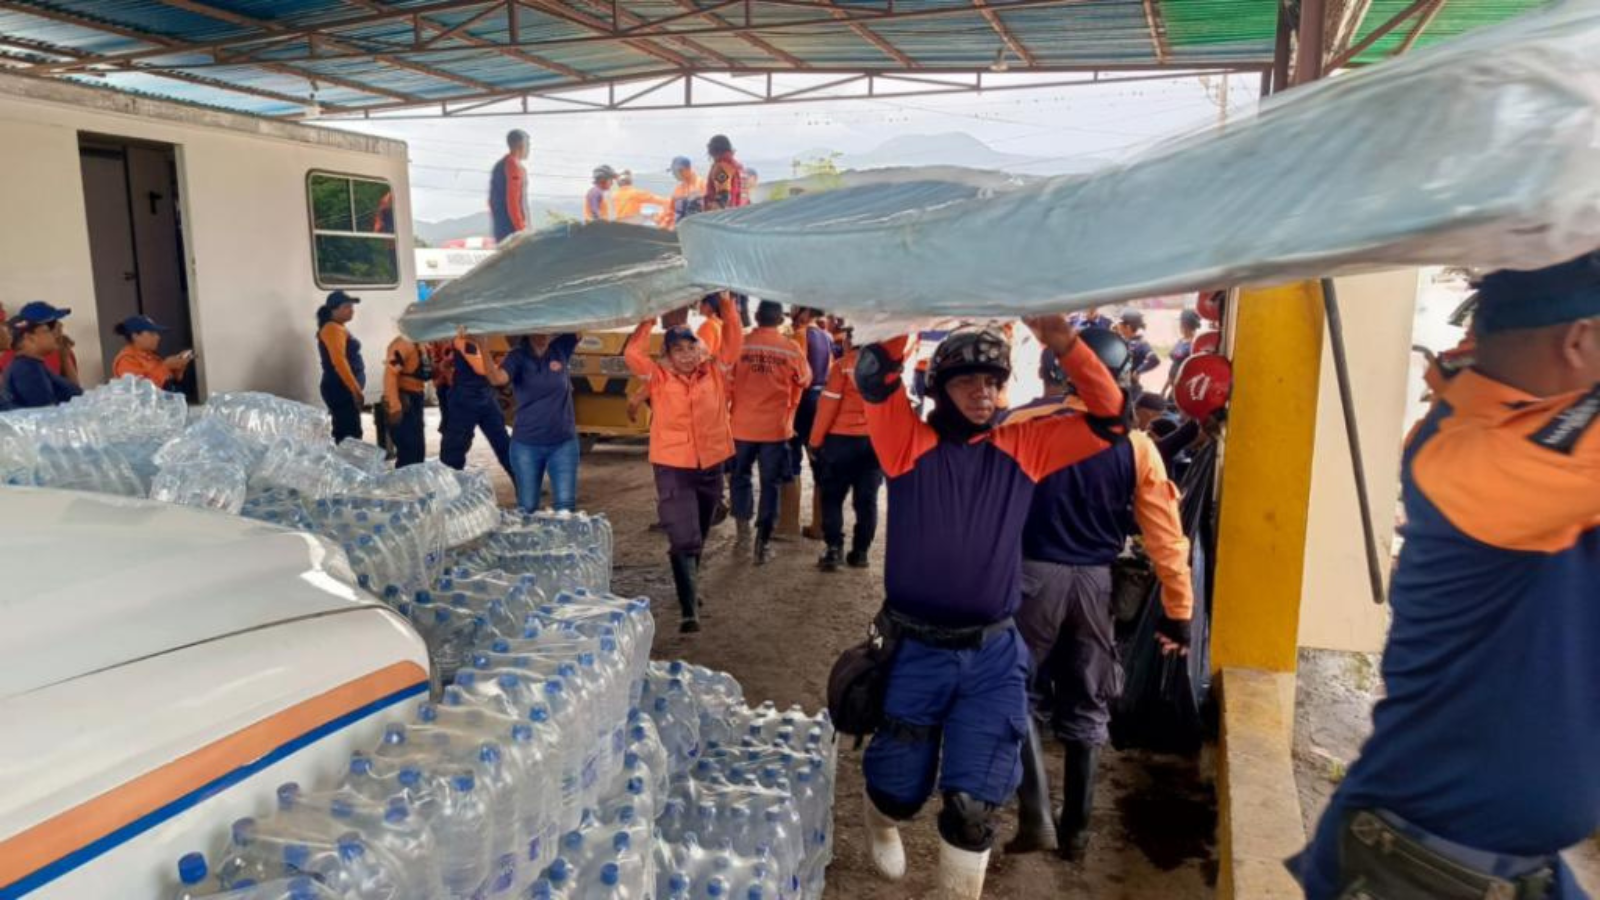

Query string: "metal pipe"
[1320, 278, 1387, 606]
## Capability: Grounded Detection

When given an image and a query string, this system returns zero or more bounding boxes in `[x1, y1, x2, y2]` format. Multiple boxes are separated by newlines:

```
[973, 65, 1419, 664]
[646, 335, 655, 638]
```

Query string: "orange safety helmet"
[1173, 354, 1232, 421]
[1197, 289, 1226, 323]
[1191, 330, 1222, 356]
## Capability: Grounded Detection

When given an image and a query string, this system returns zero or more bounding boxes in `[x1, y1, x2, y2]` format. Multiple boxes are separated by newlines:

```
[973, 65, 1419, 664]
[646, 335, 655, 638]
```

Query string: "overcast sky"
[327, 72, 1258, 222]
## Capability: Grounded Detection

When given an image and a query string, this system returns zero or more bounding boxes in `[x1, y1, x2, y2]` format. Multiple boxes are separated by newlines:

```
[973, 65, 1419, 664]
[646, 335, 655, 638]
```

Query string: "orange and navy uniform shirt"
[730, 326, 811, 443]
[696, 316, 723, 358]
[1017, 410, 1193, 622]
[317, 321, 364, 397]
[863, 335, 1125, 627]
[383, 337, 427, 416]
[809, 347, 869, 445]
[623, 295, 745, 470]
[703, 155, 745, 212]
[112, 346, 182, 390]
[1302, 370, 1600, 892]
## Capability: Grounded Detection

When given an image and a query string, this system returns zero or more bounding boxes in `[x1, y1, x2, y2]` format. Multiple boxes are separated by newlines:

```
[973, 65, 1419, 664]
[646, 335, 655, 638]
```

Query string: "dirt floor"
[446, 422, 1217, 900]
[1294, 648, 1600, 893]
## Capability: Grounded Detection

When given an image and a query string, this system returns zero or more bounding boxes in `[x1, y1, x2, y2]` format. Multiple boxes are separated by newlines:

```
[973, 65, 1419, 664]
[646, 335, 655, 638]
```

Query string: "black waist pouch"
[827, 608, 901, 747]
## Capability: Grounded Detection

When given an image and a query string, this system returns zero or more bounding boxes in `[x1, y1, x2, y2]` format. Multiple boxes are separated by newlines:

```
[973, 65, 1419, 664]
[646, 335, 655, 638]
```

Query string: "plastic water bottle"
[172, 851, 208, 899]
[437, 772, 491, 899]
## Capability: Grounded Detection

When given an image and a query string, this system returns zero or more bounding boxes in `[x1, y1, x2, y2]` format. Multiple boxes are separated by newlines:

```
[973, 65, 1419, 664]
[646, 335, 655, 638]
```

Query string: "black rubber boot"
[1057, 741, 1100, 862]
[1004, 720, 1059, 855]
[846, 548, 870, 568]
[818, 545, 843, 572]
[670, 554, 700, 633]
[754, 524, 774, 566]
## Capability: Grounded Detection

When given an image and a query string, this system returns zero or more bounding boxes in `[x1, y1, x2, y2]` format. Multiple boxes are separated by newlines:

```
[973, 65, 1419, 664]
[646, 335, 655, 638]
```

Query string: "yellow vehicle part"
[569, 330, 660, 440]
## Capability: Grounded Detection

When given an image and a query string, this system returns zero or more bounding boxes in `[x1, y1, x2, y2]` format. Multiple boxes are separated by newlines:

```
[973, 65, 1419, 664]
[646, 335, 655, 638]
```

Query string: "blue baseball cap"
[669, 156, 693, 173]
[663, 326, 699, 350]
[120, 314, 168, 335]
[11, 301, 71, 326]
[323, 290, 361, 309]
[1473, 249, 1600, 333]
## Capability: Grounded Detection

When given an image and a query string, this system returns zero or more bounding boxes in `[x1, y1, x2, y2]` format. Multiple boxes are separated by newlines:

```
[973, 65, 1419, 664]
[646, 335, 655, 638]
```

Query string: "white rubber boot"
[937, 840, 991, 900]
[863, 794, 906, 881]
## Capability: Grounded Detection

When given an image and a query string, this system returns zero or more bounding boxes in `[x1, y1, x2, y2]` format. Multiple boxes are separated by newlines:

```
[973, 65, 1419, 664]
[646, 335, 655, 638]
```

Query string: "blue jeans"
[731, 440, 789, 536]
[510, 437, 580, 512]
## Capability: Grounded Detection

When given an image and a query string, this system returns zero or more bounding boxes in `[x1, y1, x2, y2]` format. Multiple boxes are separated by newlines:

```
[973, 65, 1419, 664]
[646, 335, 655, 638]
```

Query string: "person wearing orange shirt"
[658, 156, 705, 230]
[489, 129, 530, 242]
[730, 300, 811, 565]
[610, 170, 669, 224]
[316, 291, 365, 442]
[624, 294, 744, 634]
[695, 294, 725, 357]
[111, 315, 191, 391]
[808, 327, 881, 572]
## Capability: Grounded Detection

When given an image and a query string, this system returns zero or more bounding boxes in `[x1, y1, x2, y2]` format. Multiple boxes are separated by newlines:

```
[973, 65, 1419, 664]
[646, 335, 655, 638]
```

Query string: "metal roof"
[0, 0, 1550, 118]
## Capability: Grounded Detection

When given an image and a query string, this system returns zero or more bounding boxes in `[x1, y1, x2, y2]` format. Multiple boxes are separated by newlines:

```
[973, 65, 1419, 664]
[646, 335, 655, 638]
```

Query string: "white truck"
[0, 488, 429, 899]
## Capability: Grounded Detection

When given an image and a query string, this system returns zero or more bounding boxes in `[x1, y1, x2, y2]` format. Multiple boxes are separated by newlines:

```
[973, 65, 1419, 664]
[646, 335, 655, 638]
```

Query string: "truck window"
[308, 171, 398, 288]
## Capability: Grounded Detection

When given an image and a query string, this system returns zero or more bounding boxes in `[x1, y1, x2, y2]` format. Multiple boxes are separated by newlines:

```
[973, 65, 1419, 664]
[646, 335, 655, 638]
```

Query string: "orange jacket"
[697, 317, 722, 357]
[112, 346, 181, 388]
[730, 326, 811, 443]
[810, 347, 868, 444]
[611, 184, 669, 222]
[658, 175, 705, 230]
[624, 296, 744, 469]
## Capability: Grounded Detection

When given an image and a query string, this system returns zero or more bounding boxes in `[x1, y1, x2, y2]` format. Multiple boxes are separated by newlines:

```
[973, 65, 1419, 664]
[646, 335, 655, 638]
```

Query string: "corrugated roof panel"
[1348, 0, 1550, 63]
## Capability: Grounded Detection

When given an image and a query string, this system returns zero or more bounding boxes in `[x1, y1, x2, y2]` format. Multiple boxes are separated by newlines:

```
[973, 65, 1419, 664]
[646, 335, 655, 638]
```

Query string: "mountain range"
[414, 132, 1111, 244]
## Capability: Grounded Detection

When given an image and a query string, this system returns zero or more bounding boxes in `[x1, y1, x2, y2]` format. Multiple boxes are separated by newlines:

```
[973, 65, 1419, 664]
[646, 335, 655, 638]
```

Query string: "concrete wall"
[1296, 269, 1419, 653]
[0, 73, 413, 404]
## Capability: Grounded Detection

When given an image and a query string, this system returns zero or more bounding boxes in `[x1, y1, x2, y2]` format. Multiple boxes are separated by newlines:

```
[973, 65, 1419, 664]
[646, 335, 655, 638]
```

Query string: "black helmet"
[1118, 308, 1146, 330]
[928, 328, 1011, 389]
[1078, 326, 1131, 379]
[593, 164, 617, 183]
[708, 134, 733, 156]
[1180, 308, 1202, 330]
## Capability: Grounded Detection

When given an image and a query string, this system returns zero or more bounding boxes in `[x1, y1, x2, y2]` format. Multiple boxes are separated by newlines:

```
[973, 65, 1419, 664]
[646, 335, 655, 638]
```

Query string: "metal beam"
[415, 3, 504, 50]
[148, 0, 503, 93]
[1138, 0, 1169, 64]
[568, 0, 743, 69]
[1326, 0, 1435, 69]
[326, 66, 1243, 119]
[517, 0, 697, 69]
[1395, 0, 1447, 54]
[1270, 0, 1292, 93]
[1292, 0, 1328, 84]
[973, 0, 1037, 67]
[1325, 0, 1374, 58]
[817, 0, 916, 67]
[0, 0, 422, 103]
[30, 0, 1091, 74]
[667, 0, 810, 67]
[342, 0, 588, 81]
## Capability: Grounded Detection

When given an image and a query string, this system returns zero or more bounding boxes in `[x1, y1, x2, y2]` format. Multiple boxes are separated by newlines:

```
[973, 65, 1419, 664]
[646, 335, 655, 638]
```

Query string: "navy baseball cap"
[323, 290, 361, 309]
[12, 301, 71, 325]
[663, 326, 699, 350]
[1473, 249, 1600, 333]
[669, 156, 693, 173]
[120, 314, 168, 335]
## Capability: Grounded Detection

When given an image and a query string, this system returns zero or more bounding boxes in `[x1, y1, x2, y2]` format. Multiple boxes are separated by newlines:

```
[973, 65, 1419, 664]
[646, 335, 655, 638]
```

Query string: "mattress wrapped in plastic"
[679, 2, 1600, 319]
[397, 221, 701, 341]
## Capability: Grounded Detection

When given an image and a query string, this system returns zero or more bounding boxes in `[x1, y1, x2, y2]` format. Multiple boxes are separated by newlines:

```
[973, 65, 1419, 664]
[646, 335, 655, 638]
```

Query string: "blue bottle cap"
[456, 671, 478, 687]
[176, 851, 206, 885]
[288, 877, 319, 900]
[493, 639, 511, 653]
[331, 797, 354, 819]
[600, 862, 621, 886]
[349, 755, 372, 776]
[230, 817, 256, 845]
[384, 723, 407, 744]
[479, 743, 501, 764]
[418, 704, 438, 723]
[548, 858, 570, 883]
[497, 673, 520, 690]
[512, 723, 533, 742]
[669, 872, 689, 893]
[562, 830, 583, 851]
[284, 842, 310, 870]
[386, 799, 409, 823]
[337, 832, 364, 861]
[529, 705, 550, 723]
[453, 773, 475, 792]
[276, 783, 300, 810]
[398, 767, 422, 787]
[613, 830, 631, 852]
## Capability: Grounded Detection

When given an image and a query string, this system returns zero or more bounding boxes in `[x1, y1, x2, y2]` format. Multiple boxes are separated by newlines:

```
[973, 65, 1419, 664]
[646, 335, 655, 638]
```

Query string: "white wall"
[1297, 269, 1419, 653]
[0, 75, 414, 404]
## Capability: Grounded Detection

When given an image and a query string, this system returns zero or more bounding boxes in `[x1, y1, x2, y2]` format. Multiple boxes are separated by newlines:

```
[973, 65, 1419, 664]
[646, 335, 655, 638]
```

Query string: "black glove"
[855, 344, 903, 404]
[1155, 616, 1192, 651]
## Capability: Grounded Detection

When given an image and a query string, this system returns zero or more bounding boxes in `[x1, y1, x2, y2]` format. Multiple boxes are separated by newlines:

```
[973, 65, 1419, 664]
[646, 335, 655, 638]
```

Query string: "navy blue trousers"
[730, 439, 789, 534]
[391, 390, 426, 468]
[440, 389, 511, 476]
[321, 380, 363, 442]
[863, 626, 1031, 813]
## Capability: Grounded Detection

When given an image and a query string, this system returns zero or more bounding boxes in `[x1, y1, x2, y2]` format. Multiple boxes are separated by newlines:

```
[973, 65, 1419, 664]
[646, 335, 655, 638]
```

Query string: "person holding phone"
[111, 315, 191, 391]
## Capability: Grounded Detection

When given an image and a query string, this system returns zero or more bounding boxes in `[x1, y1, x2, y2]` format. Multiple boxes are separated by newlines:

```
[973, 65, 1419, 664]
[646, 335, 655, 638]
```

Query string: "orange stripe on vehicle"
[0, 660, 427, 886]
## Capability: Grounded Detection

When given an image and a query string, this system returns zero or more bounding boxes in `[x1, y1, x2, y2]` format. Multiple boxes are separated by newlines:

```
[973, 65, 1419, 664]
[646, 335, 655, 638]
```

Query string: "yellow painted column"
[1210, 282, 1325, 673]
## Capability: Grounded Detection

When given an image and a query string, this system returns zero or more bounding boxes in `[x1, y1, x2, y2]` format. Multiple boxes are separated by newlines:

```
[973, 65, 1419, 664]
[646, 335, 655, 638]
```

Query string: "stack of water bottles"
[166, 524, 836, 900]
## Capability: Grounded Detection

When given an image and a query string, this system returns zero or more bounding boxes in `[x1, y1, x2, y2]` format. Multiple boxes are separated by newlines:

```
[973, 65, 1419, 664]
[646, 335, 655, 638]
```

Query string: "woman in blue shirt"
[490, 332, 582, 511]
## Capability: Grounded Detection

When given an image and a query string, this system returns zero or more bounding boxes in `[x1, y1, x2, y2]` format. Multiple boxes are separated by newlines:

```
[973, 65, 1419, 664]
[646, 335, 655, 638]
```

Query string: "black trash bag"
[1109, 439, 1217, 756]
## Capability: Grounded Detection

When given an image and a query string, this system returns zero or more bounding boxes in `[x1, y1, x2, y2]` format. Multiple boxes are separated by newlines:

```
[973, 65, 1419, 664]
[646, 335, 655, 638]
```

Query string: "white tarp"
[679, 1, 1600, 323]
[397, 222, 701, 341]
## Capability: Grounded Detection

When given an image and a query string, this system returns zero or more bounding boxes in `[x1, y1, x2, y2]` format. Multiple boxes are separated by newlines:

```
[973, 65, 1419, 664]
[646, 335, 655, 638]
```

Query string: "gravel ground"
[448, 431, 1218, 900]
